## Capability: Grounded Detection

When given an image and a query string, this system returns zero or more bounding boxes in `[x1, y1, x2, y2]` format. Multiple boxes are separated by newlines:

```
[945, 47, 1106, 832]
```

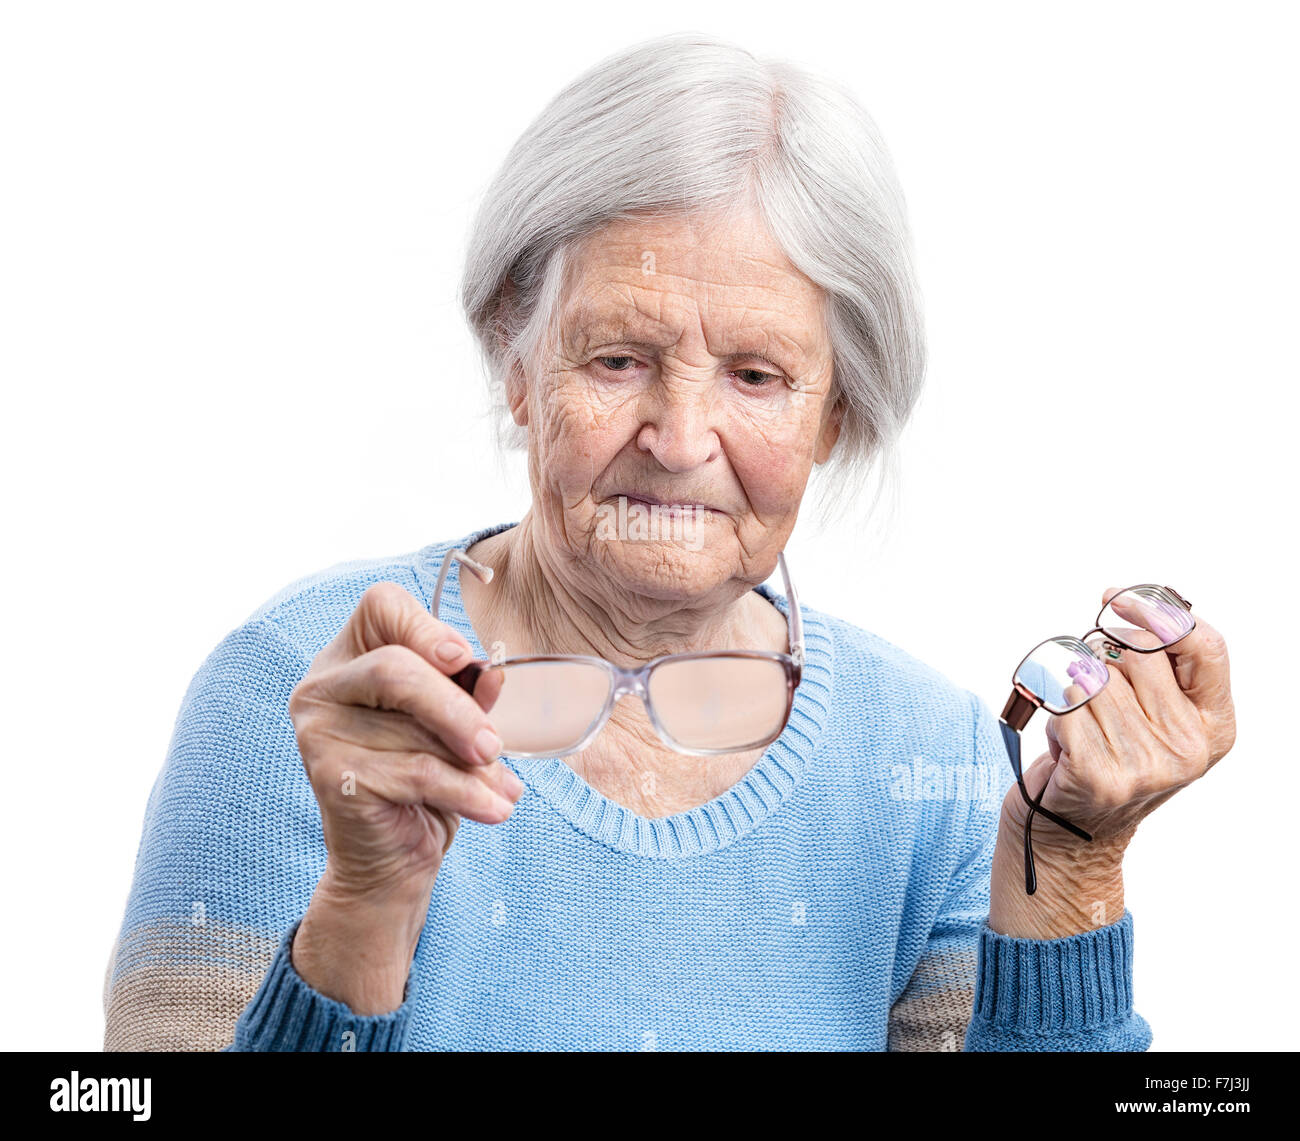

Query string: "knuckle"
[360, 580, 407, 612]
[287, 676, 317, 719]
[1201, 626, 1229, 658]
[289, 699, 328, 750]
[410, 750, 446, 796]
[368, 643, 420, 690]
[293, 715, 325, 754]
[354, 581, 414, 639]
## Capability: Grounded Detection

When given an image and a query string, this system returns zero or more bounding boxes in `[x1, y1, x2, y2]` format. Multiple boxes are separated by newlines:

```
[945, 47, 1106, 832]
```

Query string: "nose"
[635, 382, 721, 472]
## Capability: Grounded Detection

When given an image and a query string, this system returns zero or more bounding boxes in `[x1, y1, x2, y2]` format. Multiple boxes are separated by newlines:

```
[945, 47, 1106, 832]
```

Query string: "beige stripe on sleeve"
[103, 919, 281, 1052]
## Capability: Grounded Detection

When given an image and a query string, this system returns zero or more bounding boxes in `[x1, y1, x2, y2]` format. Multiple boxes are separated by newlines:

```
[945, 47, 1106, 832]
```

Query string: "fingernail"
[502, 769, 525, 800]
[436, 640, 468, 663]
[475, 727, 503, 765]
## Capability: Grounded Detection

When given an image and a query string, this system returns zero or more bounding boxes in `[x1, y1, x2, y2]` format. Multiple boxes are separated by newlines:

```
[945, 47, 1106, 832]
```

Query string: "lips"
[611, 493, 723, 515]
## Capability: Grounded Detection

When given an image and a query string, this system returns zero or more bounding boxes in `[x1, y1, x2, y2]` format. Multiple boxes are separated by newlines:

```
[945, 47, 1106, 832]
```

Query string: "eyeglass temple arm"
[431, 549, 496, 694]
[432, 549, 494, 621]
[1023, 779, 1049, 895]
[999, 718, 1093, 842]
[776, 552, 804, 681]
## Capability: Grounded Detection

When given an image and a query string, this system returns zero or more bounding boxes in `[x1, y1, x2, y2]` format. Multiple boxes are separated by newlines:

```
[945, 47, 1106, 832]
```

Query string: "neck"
[460, 513, 788, 667]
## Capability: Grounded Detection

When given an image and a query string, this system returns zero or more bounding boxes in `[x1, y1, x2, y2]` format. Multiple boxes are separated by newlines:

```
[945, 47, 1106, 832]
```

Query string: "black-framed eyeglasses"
[999, 584, 1196, 895]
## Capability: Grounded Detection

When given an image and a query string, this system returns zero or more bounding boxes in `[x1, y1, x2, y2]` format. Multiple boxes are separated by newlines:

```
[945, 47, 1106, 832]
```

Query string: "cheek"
[530, 374, 633, 497]
[725, 401, 821, 515]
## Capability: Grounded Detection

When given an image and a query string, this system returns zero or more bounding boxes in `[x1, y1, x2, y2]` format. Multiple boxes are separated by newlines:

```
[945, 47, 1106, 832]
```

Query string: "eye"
[597, 356, 637, 372]
[733, 368, 777, 387]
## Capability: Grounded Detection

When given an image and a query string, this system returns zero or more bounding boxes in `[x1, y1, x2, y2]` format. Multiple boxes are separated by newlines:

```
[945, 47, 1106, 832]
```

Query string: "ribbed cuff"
[231, 920, 414, 1051]
[969, 909, 1150, 1048]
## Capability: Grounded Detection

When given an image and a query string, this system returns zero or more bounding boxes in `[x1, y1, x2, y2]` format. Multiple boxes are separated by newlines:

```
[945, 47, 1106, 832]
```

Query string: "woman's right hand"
[285, 581, 520, 1015]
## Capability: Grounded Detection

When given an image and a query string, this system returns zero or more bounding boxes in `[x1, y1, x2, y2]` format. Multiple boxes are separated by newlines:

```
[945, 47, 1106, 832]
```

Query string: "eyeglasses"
[999, 584, 1196, 895]
[430, 549, 805, 759]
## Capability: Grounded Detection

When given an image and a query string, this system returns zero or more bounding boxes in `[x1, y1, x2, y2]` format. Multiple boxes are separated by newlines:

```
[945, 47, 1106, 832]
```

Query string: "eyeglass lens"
[477, 660, 611, 757]
[1015, 638, 1109, 714]
[1097, 585, 1195, 649]
[648, 656, 790, 751]
[477, 655, 790, 758]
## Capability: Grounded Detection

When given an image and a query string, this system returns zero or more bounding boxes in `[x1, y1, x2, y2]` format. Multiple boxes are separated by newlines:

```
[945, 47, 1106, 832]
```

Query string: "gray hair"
[460, 31, 925, 525]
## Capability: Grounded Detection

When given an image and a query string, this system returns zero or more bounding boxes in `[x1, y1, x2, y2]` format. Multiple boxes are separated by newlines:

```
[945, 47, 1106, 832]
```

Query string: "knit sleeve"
[102, 616, 414, 1051]
[885, 692, 1004, 1051]
[229, 918, 412, 1051]
[888, 693, 1153, 1052]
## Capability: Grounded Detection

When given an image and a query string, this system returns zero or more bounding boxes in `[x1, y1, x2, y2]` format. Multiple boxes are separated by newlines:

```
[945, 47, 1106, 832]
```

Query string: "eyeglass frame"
[998, 584, 1195, 896]
[429, 548, 806, 759]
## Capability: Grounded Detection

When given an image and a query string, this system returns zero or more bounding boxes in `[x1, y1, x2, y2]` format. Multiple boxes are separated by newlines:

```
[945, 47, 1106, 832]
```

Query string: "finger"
[1163, 614, 1233, 723]
[1045, 716, 1064, 764]
[472, 667, 506, 714]
[1101, 586, 1229, 712]
[1018, 751, 1064, 822]
[311, 706, 523, 799]
[362, 751, 520, 824]
[1102, 587, 1234, 751]
[1091, 632, 1197, 731]
[1068, 664, 1143, 758]
[317, 644, 503, 767]
[325, 581, 476, 674]
[1065, 658, 1106, 697]
[1100, 585, 1192, 646]
[1019, 751, 1055, 800]
[1050, 678, 1117, 771]
[317, 703, 454, 755]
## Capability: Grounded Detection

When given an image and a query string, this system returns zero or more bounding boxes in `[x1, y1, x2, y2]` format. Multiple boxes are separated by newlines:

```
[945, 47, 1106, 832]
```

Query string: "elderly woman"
[104, 33, 1235, 1052]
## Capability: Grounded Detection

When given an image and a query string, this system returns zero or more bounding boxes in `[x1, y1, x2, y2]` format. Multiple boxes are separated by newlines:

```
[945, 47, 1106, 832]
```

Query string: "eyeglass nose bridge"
[1081, 629, 1126, 660]
[609, 664, 650, 703]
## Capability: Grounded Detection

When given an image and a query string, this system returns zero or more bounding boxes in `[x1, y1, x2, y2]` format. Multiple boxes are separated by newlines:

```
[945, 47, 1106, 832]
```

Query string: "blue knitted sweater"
[103, 522, 1152, 1051]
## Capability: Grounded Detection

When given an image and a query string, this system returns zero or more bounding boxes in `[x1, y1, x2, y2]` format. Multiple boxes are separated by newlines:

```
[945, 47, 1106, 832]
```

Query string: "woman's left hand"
[991, 587, 1236, 935]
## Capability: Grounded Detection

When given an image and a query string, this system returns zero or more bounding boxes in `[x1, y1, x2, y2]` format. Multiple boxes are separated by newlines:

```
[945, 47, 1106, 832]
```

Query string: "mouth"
[609, 493, 722, 516]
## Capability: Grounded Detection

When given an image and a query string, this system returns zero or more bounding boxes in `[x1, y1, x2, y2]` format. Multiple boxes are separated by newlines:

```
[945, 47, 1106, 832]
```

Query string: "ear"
[813, 397, 844, 465]
[505, 366, 529, 428]
[494, 278, 529, 428]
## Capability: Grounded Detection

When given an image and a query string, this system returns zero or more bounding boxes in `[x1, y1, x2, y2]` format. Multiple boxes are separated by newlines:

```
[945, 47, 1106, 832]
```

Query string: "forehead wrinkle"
[563, 281, 677, 353]
[561, 267, 827, 372]
[706, 325, 815, 368]
[698, 295, 825, 372]
[590, 248, 812, 309]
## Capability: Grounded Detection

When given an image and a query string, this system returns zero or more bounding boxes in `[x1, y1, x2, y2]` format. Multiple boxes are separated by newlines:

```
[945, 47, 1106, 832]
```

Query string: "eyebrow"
[568, 313, 809, 371]
[568, 315, 671, 350]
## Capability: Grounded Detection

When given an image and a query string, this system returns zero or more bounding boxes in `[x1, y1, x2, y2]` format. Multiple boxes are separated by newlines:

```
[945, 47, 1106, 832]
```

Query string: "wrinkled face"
[508, 205, 841, 601]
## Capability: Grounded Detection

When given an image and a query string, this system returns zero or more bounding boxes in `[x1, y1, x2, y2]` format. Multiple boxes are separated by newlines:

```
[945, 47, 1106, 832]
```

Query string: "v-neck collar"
[412, 522, 835, 859]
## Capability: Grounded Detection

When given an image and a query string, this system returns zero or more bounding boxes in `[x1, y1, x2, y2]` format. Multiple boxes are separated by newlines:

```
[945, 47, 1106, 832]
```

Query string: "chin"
[594, 537, 729, 601]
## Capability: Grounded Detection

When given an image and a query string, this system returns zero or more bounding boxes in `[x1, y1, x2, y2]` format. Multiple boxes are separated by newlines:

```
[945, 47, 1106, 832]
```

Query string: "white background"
[2, 0, 1295, 1051]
